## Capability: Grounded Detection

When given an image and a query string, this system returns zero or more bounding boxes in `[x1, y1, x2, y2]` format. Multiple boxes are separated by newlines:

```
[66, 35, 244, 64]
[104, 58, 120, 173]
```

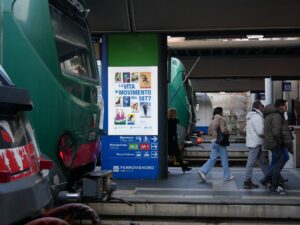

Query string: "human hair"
[212, 107, 223, 119]
[275, 99, 286, 108]
[168, 108, 177, 119]
[252, 100, 262, 110]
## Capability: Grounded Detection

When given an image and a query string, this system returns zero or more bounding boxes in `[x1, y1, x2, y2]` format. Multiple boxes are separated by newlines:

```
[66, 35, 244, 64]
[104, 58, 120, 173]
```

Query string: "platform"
[90, 167, 300, 221]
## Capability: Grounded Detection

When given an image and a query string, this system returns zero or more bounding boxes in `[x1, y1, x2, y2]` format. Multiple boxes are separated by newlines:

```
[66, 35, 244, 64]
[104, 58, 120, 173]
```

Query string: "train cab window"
[50, 6, 97, 80]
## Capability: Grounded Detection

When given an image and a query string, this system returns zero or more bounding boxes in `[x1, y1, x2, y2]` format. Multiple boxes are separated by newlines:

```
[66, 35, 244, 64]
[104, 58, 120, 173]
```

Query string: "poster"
[108, 67, 158, 135]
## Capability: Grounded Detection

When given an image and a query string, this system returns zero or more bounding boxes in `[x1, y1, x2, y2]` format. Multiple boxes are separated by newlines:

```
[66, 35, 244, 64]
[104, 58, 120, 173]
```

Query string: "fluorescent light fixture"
[167, 36, 186, 43]
[246, 34, 264, 40]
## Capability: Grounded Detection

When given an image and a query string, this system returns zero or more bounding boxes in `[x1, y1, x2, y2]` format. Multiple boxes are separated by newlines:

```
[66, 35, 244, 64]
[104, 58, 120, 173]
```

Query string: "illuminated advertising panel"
[108, 66, 158, 135]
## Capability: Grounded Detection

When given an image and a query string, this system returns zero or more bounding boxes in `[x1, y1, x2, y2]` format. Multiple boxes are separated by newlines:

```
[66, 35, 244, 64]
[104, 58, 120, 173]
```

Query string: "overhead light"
[246, 34, 264, 40]
[284, 37, 299, 41]
[167, 36, 186, 43]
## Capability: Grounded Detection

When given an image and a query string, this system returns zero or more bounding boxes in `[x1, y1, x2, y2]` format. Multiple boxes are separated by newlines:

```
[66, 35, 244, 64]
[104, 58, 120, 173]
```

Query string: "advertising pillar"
[101, 34, 166, 179]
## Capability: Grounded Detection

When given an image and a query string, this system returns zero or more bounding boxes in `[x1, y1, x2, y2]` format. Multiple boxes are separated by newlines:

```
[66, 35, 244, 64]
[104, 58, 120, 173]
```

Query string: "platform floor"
[112, 167, 300, 204]
[91, 167, 300, 221]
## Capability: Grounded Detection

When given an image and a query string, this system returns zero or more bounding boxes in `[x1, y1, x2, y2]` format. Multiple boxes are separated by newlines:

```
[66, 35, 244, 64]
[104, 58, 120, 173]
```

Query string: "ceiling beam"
[168, 39, 300, 50]
[86, 0, 131, 33]
[180, 56, 300, 79]
[191, 78, 264, 92]
[130, 0, 300, 33]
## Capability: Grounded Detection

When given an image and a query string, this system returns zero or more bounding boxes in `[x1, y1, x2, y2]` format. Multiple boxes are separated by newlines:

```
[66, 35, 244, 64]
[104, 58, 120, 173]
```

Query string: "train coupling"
[82, 169, 116, 201]
[57, 170, 116, 203]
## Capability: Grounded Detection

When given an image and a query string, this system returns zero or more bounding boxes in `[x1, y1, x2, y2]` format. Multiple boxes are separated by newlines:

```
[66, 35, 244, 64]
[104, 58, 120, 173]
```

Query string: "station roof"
[86, 0, 300, 34]
[86, 0, 300, 92]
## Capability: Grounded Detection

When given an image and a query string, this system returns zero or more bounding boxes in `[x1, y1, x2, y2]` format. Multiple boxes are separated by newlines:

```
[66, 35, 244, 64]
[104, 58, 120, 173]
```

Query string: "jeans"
[265, 147, 286, 190]
[200, 142, 231, 179]
[244, 145, 269, 181]
[270, 147, 289, 171]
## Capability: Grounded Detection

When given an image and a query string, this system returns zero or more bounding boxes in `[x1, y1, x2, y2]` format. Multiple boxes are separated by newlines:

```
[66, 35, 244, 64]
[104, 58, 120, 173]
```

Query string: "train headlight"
[57, 133, 74, 168]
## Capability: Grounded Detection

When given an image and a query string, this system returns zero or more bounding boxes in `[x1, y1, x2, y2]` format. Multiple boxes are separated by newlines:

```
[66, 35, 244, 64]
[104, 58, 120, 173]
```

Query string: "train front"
[2, 0, 106, 201]
[49, 0, 103, 185]
[0, 66, 52, 225]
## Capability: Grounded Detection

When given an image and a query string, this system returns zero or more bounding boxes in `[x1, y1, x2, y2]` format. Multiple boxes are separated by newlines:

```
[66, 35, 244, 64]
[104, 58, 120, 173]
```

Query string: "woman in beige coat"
[197, 107, 234, 182]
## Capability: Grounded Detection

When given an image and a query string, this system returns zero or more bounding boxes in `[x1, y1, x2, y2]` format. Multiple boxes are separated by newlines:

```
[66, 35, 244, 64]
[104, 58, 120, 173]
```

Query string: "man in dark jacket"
[261, 99, 293, 194]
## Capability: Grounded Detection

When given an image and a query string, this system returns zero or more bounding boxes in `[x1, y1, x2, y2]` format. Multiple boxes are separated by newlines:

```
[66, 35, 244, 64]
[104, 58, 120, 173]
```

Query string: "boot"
[244, 180, 259, 189]
[181, 165, 192, 172]
[260, 178, 271, 190]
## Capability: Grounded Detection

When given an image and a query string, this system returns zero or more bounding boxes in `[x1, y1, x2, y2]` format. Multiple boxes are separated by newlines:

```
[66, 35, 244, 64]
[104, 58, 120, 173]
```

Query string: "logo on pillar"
[140, 143, 150, 150]
[282, 81, 291, 92]
[129, 143, 138, 150]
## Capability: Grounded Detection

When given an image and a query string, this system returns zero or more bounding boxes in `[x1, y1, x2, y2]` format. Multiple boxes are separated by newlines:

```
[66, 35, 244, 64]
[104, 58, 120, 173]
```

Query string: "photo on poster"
[127, 113, 136, 125]
[123, 96, 130, 107]
[140, 72, 151, 88]
[140, 102, 151, 117]
[131, 101, 139, 112]
[114, 72, 122, 83]
[115, 96, 122, 106]
[114, 108, 126, 125]
[131, 72, 139, 83]
[123, 72, 131, 83]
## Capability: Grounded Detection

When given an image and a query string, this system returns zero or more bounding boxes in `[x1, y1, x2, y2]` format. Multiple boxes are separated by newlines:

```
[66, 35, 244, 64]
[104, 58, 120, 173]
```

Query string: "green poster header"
[108, 33, 158, 66]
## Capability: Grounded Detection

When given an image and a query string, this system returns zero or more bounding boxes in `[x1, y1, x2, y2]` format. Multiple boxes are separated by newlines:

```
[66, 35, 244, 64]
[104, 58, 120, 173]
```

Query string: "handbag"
[216, 122, 230, 146]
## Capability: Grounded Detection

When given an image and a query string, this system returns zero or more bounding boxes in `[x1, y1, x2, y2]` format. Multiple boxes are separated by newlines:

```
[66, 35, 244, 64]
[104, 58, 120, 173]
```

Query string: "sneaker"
[225, 175, 234, 181]
[244, 180, 259, 189]
[182, 166, 192, 172]
[260, 179, 271, 190]
[269, 186, 287, 195]
[197, 170, 206, 182]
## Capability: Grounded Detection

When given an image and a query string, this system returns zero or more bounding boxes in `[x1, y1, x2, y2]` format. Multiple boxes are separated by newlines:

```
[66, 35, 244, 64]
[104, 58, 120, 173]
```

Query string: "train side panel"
[168, 57, 194, 145]
[3, 0, 101, 192]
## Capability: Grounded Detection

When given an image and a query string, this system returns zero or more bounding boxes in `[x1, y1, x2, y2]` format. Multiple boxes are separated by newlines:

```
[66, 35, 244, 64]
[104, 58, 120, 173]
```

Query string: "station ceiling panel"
[86, 0, 300, 83]
[86, 0, 300, 34]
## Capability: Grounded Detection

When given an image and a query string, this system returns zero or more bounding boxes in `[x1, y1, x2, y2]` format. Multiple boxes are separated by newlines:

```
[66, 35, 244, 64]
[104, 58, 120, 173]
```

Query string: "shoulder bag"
[215, 119, 230, 146]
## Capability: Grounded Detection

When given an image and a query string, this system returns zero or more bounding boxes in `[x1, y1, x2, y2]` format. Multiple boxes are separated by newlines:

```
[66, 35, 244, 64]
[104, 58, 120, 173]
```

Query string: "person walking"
[197, 107, 234, 182]
[243, 100, 269, 189]
[268, 100, 293, 186]
[261, 99, 293, 194]
[168, 108, 192, 173]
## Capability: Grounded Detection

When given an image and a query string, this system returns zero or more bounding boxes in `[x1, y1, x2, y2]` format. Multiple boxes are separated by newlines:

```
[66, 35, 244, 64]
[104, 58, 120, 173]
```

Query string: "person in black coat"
[168, 108, 192, 172]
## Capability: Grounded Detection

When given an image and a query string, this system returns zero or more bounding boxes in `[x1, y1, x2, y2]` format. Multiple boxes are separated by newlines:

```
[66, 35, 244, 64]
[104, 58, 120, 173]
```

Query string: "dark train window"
[50, 6, 97, 80]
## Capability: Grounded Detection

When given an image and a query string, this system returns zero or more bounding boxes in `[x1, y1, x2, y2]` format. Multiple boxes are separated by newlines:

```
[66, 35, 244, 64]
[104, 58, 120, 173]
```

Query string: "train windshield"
[0, 117, 32, 149]
[50, 6, 97, 80]
[0, 65, 14, 87]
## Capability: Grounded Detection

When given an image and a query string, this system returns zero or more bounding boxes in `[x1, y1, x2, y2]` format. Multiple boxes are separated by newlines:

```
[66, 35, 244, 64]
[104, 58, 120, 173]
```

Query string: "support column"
[265, 78, 273, 105]
[101, 33, 165, 179]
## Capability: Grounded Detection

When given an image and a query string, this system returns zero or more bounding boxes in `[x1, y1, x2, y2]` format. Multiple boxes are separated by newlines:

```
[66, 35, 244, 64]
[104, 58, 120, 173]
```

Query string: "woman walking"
[197, 107, 234, 182]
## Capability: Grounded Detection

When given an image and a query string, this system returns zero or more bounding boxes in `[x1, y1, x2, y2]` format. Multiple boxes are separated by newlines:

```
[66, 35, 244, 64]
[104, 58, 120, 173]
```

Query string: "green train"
[168, 57, 195, 146]
[1, 0, 104, 199]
